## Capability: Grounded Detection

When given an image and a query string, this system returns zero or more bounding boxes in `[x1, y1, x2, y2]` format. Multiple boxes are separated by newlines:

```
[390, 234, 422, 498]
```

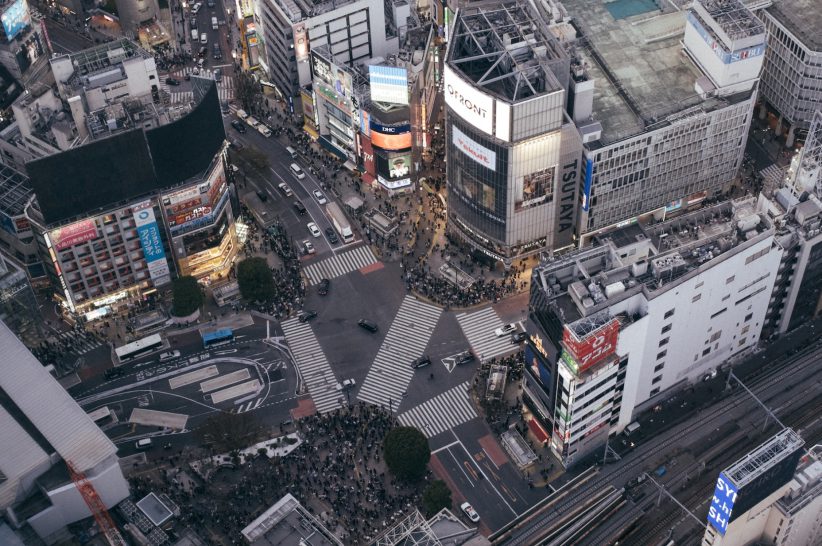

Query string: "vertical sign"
[707, 472, 737, 535]
[133, 201, 171, 286]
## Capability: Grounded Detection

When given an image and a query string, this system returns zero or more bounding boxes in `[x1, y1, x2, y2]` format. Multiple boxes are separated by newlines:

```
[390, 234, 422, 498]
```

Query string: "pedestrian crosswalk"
[759, 164, 788, 189]
[456, 307, 519, 362]
[161, 67, 235, 104]
[303, 245, 378, 285]
[397, 381, 477, 438]
[281, 318, 343, 414]
[56, 330, 104, 355]
[357, 296, 443, 410]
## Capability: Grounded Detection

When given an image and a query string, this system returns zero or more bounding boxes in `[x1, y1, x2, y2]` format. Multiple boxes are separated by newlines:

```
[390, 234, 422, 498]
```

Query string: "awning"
[344, 195, 365, 211]
[527, 417, 550, 444]
[318, 136, 347, 160]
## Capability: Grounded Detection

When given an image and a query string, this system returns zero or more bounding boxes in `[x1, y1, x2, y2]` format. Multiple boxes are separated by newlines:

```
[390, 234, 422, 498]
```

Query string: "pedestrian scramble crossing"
[280, 318, 343, 414]
[397, 381, 477, 438]
[162, 68, 235, 103]
[759, 164, 788, 190]
[303, 245, 378, 285]
[456, 307, 519, 361]
[56, 330, 104, 355]
[357, 296, 442, 410]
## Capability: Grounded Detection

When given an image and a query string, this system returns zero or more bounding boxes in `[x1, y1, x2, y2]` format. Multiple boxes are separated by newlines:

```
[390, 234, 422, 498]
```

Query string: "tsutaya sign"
[444, 65, 494, 135]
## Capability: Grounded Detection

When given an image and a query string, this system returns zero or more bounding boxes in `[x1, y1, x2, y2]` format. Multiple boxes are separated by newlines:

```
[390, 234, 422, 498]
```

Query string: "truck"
[211, 16, 218, 30]
[326, 202, 353, 243]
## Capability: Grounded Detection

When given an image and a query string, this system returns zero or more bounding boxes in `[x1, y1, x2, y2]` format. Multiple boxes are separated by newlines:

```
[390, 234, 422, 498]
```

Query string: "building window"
[654, 363, 665, 372]
[664, 309, 674, 319]
[726, 275, 735, 284]
[650, 387, 660, 396]
[711, 308, 727, 318]
[745, 313, 753, 322]
[703, 347, 711, 356]
[661, 324, 672, 334]
[656, 350, 667, 360]
[659, 337, 670, 347]
[692, 293, 702, 302]
[652, 375, 662, 384]
[710, 330, 722, 342]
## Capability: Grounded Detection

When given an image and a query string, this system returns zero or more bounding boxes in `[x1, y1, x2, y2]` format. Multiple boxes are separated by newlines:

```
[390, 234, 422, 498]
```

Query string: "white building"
[0, 319, 130, 543]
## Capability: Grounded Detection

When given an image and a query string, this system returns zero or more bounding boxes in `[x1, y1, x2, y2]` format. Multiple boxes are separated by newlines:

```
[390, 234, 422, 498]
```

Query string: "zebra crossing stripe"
[303, 245, 378, 284]
[356, 296, 442, 410]
[456, 307, 518, 361]
[281, 318, 343, 414]
[397, 381, 477, 437]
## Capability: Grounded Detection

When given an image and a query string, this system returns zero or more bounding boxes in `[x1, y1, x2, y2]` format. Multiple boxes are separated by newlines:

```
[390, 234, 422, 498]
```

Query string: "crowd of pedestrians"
[31, 324, 105, 373]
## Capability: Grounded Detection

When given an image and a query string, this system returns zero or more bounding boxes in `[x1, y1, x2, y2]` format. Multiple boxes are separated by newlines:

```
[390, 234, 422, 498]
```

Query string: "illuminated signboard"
[452, 125, 495, 170]
[370, 121, 412, 150]
[444, 65, 493, 136]
[369, 65, 409, 105]
[707, 473, 737, 535]
[360, 134, 375, 176]
[562, 318, 619, 374]
[133, 202, 170, 285]
[1, 0, 30, 43]
[49, 219, 98, 251]
[581, 158, 594, 212]
[293, 23, 308, 63]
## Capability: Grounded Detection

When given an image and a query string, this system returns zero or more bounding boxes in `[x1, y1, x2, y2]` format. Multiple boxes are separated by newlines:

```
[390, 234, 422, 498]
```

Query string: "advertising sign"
[518, 167, 555, 210]
[707, 473, 737, 535]
[444, 65, 494, 136]
[562, 318, 619, 373]
[312, 53, 352, 98]
[360, 134, 375, 176]
[388, 153, 411, 179]
[525, 344, 552, 388]
[1, 0, 30, 43]
[452, 125, 495, 171]
[730, 447, 803, 523]
[581, 158, 594, 212]
[133, 202, 170, 285]
[0, 212, 14, 235]
[368, 65, 409, 105]
[371, 130, 412, 151]
[293, 23, 308, 62]
[49, 219, 98, 251]
[370, 121, 411, 135]
[360, 110, 371, 136]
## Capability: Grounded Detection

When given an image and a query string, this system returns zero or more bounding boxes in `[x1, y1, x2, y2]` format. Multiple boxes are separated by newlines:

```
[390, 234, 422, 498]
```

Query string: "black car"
[455, 351, 475, 365]
[325, 227, 339, 244]
[212, 44, 222, 60]
[231, 120, 246, 133]
[512, 331, 528, 343]
[166, 77, 180, 86]
[104, 367, 125, 380]
[411, 355, 432, 369]
[294, 201, 307, 215]
[198, 46, 208, 57]
[190, 16, 197, 28]
[318, 278, 330, 296]
[358, 319, 378, 332]
[256, 190, 267, 202]
[299, 310, 318, 323]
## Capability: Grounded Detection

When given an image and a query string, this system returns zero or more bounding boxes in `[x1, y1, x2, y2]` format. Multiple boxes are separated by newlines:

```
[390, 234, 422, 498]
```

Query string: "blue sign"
[369, 120, 411, 135]
[707, 472, 737, 535]
[581, 158, 594, 212]
[136, 221, 166, 263]
[687, 12, 763, 65]
[1, 0, 30, 42]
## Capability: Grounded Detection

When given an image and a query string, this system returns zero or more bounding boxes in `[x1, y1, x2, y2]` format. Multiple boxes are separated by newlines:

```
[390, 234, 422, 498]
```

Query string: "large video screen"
[369, 65, 408, 105]
[2, 0, 31, 42]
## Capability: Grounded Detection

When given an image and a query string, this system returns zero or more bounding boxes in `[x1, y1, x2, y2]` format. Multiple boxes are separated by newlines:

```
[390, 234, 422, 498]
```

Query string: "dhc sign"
[707, 472, 738, 535]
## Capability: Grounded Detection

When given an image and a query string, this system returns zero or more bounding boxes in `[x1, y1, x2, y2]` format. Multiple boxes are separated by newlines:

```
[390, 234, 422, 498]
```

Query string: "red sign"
[50, 219, 99, 251]
[360, 134, 376, 176]
[562, 318, 619, 373]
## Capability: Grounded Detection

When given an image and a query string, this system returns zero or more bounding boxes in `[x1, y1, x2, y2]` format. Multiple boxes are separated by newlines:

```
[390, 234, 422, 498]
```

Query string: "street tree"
[383, 426, 430, 482]
[422, 479, 452, 517]
[237, 257, 276, 302]
[235, 70, 262, 113]
[171, 275, 203, 316]
[196, 411, 264, 453]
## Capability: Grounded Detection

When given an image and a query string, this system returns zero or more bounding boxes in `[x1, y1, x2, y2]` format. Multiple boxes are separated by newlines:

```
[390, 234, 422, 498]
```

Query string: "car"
[303, 240, 315, 255]
[495, 323, 518, 337]
[213, 48, 222, 60]
[511, 331, 528, 343]
[256, 190, 267, 202]
[358, 319, 378, 332]
[166, 77, 180, 86]
[198, 46, 207, 58]
[325, 227, 339, 244]
[298, 310, 317, 323]
[192, 67, 201, 75]
[307, 222, 321, 237]
[293, 201, 307, 215]
[159, 350, 181, 362]
[318, 278, 330, 295]
[190, 16, 197, 28]
[104, 367, 125, 380]
[312, 190, 327, 204]
[460, 502, 480, 523]
[221, 100, 229, 113]
[455, 351, 475, 365]
[231, 120, 246, 133]
[336, 378, 356, 391]
[184, 73, 191, 81]
[411, 355, 432, 369]
[206, 0, 215, 7]
[214, 68, 222, 81]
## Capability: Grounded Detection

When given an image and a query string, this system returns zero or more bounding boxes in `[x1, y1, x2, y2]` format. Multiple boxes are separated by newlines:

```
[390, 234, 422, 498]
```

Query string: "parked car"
[495, 323, 517, 337]
[190, 16, 197, 28]
[460, 502, 480, 523]
[307, 222, 321, 237]
[231, 120, 246, 133]
[455, 351, 475, 365]
[411, 355, 432, 369]
[312, 190, 327, 204]
[318, 278, 330, 296]
[358, 319, 378, 333]
[159, 350, 180, 362]
[255, 190, 267, 201]
[298, 310, 317, 323]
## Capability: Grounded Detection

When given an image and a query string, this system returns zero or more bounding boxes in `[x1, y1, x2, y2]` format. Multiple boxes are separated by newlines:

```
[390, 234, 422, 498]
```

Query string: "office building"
[0, 252, 40, 342]
[564, 0, 762, 243]
[0, 0, 47, 81]
[444, 1, 582, 266]
[254, 0, 398, 110]
[756, 0, 822, 144]
[703, 429, 807, 544]
[0, 319, 130, 543]
[0, 164, 40, 279]
[524, 197, 782, 466]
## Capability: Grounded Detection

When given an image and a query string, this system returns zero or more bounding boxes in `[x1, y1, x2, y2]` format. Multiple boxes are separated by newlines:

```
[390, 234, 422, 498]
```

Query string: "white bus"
[115, 333, 163, 362]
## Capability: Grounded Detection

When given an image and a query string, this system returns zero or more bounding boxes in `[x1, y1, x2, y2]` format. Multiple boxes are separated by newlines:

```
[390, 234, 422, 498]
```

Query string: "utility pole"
[725, 369, 786, 431]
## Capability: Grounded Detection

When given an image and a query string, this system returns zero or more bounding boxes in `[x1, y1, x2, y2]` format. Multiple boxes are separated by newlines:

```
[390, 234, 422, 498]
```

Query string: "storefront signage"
[557, 158, 578, 234]
[293, 23, 308, 62]
[452, 125, 495, 171]
[562, 318, 619, 374]
[370, 121, 411, 135]
[50, 219, 98, 251]
[444, 65, 493, 135]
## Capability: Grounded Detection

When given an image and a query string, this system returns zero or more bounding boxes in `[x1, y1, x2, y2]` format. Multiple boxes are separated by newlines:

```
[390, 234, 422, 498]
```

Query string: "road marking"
[449, 449, 475, 485]
[457, 441, 518, 515]
[431, 440, 461, 454]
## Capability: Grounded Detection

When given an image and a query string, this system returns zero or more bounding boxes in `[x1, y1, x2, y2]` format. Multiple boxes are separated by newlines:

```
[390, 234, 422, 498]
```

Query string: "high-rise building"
[756, 0, 822, 145]
[524, 197, 782, 466]
[0, 0, 48, 81]
[0, 319, 130, 543]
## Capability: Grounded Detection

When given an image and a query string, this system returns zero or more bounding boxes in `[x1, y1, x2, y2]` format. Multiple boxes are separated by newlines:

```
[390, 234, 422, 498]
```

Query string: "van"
[211, 16, 218, 30]
[236, 109, 248, 120]
[257, 124, 271, 137]
[278, 182, 293, 196]
[246, 116, 260, 128]
[200, 32, 207, 44]
[285, 146, 298, 159]
[135, 438, 153, 450]
[159, 350, 180, 362]
[290, 163, 305, 180]
[191, 28, 198, 42]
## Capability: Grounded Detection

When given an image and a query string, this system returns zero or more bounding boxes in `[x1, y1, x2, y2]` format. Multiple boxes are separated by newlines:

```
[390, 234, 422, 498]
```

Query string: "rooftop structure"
[240, 493, 342, 545]
[763, 0, 822, 50]
[699, 0, 765, 40]
[724, 429, 805, 487]
[60, 39, 151, 83]
[0, 163, 32, 219]
[372, 508, 485, 546]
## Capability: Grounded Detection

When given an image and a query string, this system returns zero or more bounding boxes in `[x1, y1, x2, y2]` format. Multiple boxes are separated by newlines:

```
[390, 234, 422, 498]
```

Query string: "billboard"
[49, 219, 99, 251]
[525, 343, 552, 388]
[133, 202, 170, 285]
[581, 158, 594, 212]
[376, 151, 411, 189]
[730, 446, 803, 523]
[452, 125, 495, 171]
[360, 110, 371, 136]
[293, 23, 309, 63]
[707, 472, 737, 535]
[1, 0, 30, 42]
[562, 318, 619, 373]
[517, 167, 555, 210]
[360, 134, 375, 176]
[312, 53, 352, 98]
[444, 65, 494, 136]
[369, 65, 409, 105]
[371, 127, 412, 151]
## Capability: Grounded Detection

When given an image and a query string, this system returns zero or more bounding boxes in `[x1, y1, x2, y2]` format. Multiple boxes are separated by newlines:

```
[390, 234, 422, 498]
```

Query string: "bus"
[114, 333, 163, 362]
[202, 328, 234, 348]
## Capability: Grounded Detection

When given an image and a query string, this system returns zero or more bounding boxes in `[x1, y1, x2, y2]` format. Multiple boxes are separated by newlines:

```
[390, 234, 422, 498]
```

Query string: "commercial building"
[565, 0, 761, 243]
[756, 0, 822, 143]
[0, 319, 130, 543]
[444, 1, 582, 266]
[524, 197, 782, 466]
[0, 164, 40, 279]
[0, 0, 48, 81]
[703, 429, 807, 544]
[241, 493, 342, 545]
[0, 252, 40, 342]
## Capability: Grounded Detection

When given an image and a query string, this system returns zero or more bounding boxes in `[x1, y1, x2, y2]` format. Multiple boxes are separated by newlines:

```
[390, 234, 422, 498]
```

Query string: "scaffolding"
[724, 429, 805, 487]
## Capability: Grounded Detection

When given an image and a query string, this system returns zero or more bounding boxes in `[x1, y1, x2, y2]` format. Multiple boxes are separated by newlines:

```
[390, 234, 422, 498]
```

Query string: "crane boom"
[65, 460, 128, 546]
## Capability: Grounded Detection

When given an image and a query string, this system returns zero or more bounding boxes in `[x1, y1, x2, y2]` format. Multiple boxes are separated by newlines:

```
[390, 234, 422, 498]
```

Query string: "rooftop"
[447, 0, 566, 102]
[0, 164, 32, 217]
[241, 493, 342, 546]
[532, 197, 771, 324]
[63, 38, 150, 80]
[724, 428, 804, 487]
[698, 0, 764, 40]
[764, 0, 822, 50]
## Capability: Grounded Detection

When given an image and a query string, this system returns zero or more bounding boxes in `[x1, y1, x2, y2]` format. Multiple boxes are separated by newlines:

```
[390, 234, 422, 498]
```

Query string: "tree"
[422, 480, 452, 517]
[235, 71, 262, 113]
[383, 426, 430, 482]
[237, 257, 276, 302]
[196, 411, 264, 453]
[171, 275, 203, 316]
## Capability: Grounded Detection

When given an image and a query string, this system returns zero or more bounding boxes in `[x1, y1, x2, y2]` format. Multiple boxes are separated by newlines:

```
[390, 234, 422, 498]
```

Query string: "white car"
[158, 350, 181, 362]
[495, 323, 517, 337]
[307, 222, 321, 238]
[302, 240, 315, 255]
[460, 502, 480, 523]
[336, 378, 356, 390]
[312, 190, 327, 205]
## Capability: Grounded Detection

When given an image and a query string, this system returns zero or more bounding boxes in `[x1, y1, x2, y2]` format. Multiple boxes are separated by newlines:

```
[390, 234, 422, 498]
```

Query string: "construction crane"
[66, 460, 128, 546]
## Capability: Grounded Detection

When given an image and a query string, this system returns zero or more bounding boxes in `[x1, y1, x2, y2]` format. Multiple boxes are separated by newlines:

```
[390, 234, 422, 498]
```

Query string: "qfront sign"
[444, 65, 493, 136]
[707, 473, 737, 535]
